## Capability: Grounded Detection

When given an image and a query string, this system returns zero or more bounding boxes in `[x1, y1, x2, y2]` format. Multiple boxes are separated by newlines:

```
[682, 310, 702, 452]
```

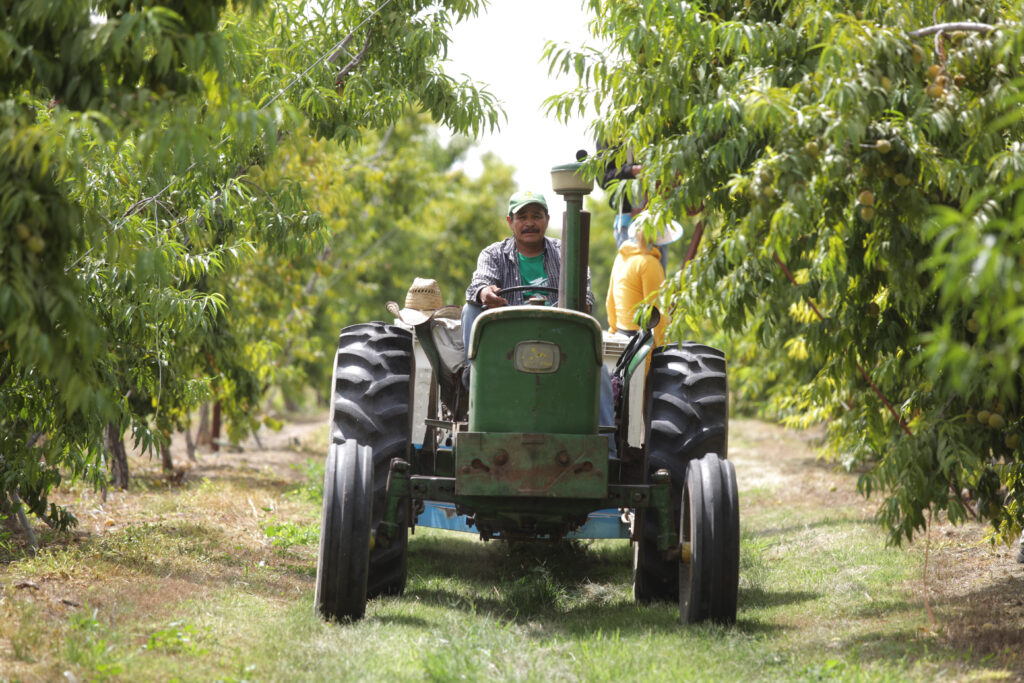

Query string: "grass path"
[1, 416, 1022, 681]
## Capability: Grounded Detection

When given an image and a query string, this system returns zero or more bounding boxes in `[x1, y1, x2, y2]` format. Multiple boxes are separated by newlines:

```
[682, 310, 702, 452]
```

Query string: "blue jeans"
[462, 301, 616, 455]
[599, 363, 615, 456]
[461, 301, 485, 359]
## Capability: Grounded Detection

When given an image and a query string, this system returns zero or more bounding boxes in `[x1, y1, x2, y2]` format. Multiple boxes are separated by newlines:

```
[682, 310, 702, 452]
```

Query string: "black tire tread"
[680, 453, 740, 624]
[331, 322, 413, 598]
[711, 457, 740, 623]
[681, 456, 718, 623]
[315, 440, 373, 621]
[634, 342, 728, 604]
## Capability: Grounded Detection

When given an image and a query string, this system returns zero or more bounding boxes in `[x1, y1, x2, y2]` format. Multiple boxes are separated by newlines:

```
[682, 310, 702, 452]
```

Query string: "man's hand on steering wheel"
[480, 284, 560, 308]
[480, 284, 509, 308]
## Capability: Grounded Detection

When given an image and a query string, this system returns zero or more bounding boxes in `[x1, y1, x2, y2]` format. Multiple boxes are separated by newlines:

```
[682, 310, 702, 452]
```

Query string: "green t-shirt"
[517, 252, 551, 305]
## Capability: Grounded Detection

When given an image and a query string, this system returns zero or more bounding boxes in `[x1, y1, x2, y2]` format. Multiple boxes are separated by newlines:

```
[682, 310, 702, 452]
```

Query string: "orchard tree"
[548, 0, 1024, 544]
[228, 114, 518, 408]
[1, 0, 499, 532]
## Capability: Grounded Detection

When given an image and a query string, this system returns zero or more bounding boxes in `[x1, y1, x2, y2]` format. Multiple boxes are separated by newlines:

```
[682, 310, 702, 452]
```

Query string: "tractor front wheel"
[679, 452, 739, 624]
[315, 440, 374, 622]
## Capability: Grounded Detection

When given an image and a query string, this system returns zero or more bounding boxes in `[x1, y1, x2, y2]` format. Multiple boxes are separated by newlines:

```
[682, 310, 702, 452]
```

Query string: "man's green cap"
[508, 190, 548, 216]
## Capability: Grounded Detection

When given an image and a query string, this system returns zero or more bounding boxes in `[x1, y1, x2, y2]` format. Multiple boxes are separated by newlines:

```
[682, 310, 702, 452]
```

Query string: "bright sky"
[440, 1, 601, 220]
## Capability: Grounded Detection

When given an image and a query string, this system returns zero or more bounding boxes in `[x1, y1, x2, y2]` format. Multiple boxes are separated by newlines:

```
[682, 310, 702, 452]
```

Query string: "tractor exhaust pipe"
[559, 208, 590, 312]
[551, 153, 594, 313]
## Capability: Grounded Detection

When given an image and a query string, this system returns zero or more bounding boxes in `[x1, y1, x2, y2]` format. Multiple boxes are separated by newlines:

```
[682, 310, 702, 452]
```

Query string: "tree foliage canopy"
[1, 0, 501, 527]
[548, 0, 1024, 543]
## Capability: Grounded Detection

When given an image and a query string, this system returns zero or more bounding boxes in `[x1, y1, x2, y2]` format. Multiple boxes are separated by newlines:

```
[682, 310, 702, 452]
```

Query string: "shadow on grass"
[372, 535, 1024, 674]
[823, 619, 1022, 678]
[739, 586, 818, 610]
[743, 558, 1024, 676]
[393, 583, 792, 639]
[394, 534, 798, 638]
[408, 533, 631, 586]
[370, 612, 431, 628]
[918, 571, 1024, 673]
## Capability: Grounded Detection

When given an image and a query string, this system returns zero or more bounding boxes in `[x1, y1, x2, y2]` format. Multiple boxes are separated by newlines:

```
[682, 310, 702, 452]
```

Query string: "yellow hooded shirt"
[605, 241, 668, 346]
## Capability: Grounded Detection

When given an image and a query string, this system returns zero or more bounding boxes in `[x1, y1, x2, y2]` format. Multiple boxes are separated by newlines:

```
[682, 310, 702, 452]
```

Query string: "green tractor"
[314, 159, 739, 624]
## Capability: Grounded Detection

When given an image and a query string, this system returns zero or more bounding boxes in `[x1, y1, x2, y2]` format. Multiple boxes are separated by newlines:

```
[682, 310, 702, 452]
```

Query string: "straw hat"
[630, 211, 685, 246]
[386, 277, 461, 326]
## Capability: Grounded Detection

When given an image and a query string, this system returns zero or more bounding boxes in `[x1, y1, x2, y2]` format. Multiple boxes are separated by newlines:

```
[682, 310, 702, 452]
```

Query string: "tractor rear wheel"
[679, 453, 739, 624]
[331, 322, 413, 598]
[315, 440, 373, 621]
[633, 342, 728, 604]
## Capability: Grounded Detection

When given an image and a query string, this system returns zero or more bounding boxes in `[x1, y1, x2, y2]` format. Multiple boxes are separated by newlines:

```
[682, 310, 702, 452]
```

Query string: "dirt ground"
[729, 418, 1024, 660]
[4, 414, 1023, 670]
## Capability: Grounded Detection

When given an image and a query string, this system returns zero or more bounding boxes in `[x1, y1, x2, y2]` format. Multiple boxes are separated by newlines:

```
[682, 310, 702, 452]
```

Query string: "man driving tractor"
[461, 189, 595, 347]
[461, 189, 612, 445]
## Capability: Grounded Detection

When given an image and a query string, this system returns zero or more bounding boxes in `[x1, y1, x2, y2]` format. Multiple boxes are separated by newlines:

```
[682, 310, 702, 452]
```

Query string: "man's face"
[507, 203, 549, 250]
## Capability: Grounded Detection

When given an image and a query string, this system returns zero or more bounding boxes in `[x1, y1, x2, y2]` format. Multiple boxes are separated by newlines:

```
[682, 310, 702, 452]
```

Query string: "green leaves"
[1, 0, 501, 527]
[553, 0, 1024, 544]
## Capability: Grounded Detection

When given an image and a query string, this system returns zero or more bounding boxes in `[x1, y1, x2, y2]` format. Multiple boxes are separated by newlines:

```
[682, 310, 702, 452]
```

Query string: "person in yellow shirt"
[605, 214, 682, 347]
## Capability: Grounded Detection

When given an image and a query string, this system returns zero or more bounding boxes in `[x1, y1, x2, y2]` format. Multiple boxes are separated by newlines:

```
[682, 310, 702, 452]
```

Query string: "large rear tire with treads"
[633, 342, 728, 604]
[330, 322, 413, 598]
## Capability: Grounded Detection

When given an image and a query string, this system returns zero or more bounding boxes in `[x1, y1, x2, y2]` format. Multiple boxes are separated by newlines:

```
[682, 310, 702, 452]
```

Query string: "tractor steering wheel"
[496, 286, 558, 299]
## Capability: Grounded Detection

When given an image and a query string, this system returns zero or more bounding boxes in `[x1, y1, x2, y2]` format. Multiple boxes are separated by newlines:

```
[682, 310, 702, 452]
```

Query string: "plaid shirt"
[465, 236, 595, 308]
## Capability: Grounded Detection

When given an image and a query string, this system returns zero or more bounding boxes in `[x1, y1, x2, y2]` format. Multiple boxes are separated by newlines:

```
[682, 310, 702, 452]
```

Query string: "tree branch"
[369, 123, 395, 167]
[335, 30, 374, 90]
[325, 33, 356, 65]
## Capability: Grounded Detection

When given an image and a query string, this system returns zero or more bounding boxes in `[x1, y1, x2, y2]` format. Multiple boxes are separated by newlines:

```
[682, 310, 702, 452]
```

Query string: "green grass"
[1, 421, 1021, 681]
[123, 529, 947, 682]
[41, 527, 994, 682]
[263, 517, 320, 548]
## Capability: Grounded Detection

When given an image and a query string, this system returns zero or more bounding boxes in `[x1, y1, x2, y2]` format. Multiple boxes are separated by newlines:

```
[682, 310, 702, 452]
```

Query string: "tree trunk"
[211, 401, 221, 453]
[160, 437, 173, 472]
[184, 425, 197, 462]
[105, 422, 130, 490]
[8, 490, 38, 550]
[195, 403, 211, 447]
